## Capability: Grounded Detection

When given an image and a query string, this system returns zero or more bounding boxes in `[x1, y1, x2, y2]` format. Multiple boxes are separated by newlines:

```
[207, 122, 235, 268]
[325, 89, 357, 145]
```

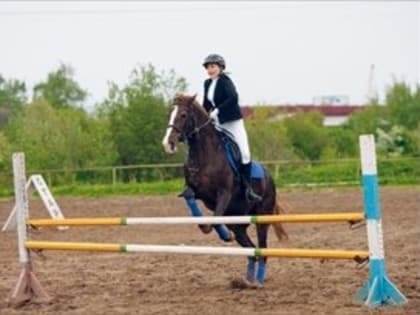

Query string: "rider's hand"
[209, 108, 219, 120]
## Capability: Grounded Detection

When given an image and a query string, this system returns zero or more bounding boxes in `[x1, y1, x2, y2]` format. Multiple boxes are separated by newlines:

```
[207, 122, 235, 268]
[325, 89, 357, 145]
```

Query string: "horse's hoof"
[225, 231, 234, 242]
[254, 282, 264, 289]
[230, 278, 252, 289]
[198, 224, 212, 234]
[230, 278, 262, 289]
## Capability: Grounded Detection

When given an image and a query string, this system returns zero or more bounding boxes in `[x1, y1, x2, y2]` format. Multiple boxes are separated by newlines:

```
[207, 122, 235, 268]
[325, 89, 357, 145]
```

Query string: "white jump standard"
[2, 174, 66, 232]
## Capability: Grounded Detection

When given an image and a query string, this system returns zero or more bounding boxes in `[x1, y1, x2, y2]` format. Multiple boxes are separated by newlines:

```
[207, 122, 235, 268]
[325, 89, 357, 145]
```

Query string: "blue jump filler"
[356, 135, 407, 307]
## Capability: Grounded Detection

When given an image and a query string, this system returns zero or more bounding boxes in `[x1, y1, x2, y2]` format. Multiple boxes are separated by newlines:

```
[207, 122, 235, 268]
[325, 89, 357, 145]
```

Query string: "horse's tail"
[272, 198, 290, 241]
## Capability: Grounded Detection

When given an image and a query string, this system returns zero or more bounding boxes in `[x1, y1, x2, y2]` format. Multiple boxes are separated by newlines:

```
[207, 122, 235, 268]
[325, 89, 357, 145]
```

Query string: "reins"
[167, 110, 213, 141]
[186, 117, 212, 138]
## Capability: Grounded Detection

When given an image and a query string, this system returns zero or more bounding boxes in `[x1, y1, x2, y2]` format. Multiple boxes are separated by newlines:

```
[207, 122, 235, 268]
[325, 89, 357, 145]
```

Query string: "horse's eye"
[180, 112, 187, 118]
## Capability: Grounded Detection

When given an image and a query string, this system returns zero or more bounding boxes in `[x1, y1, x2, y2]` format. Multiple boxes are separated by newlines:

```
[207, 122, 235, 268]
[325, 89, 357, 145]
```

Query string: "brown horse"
[162, 93, 287, 286]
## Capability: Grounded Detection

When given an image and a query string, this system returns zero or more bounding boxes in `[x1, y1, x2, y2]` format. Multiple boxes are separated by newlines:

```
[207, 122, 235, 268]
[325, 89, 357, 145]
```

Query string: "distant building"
[312, 95, 350, 106]
[241, 104, 366, 127]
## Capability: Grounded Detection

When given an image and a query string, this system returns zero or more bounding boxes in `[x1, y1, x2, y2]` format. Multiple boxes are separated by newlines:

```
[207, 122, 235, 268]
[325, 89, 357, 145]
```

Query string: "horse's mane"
[173, 93, 209, 117]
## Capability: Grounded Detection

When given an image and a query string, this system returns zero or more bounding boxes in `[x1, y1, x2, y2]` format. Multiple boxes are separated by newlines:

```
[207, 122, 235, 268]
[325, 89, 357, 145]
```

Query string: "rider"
[202, 53, 262, 203]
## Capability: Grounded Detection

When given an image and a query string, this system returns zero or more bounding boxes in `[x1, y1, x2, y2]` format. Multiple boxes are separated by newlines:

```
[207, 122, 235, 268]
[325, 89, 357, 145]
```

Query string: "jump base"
[8, 263, 51, 307]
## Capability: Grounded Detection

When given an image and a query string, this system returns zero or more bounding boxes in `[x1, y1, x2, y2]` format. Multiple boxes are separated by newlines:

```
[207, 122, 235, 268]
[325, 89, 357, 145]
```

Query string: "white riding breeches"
[215, 118, 251, 164]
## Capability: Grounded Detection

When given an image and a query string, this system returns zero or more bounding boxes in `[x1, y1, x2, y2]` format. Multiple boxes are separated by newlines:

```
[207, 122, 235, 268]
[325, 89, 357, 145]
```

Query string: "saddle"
[216, 130, 265, 180]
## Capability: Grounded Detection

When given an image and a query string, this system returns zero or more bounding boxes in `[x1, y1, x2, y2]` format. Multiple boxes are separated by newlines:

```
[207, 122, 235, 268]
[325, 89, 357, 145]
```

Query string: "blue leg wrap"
[185, 196, 203, 217]
[256, 259, 266, 285]
[184, 195, 231, 242]
[213, 224, 232, 242]
[246, 258, 256, 282]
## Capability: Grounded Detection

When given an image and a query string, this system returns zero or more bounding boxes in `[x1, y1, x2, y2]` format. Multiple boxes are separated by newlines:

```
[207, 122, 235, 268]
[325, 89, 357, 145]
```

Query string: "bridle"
[167, 107, 212, 141]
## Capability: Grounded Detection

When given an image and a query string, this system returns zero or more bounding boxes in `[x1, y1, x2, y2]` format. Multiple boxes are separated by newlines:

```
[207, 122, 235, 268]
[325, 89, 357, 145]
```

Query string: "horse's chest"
[185, 167, 210, 187]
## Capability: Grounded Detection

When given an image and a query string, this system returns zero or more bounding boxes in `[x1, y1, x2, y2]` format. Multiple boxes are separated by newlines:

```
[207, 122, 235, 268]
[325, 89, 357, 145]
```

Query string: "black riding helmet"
[203, 54, 226, 70]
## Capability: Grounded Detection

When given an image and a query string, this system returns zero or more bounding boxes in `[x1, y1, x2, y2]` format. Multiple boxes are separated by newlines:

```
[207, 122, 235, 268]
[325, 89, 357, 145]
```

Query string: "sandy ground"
[0, 187, 419, 315]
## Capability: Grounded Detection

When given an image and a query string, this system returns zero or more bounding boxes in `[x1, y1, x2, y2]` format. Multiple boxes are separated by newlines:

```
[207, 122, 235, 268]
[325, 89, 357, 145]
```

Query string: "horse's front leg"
[180, 186, 212, 234]
[212, 190, 234, 241]
[214, 189, 232, 217]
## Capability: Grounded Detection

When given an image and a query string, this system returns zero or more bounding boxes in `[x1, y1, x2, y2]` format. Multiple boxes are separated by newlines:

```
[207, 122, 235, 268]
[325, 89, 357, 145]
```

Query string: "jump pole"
[356, 134, 407, 307]
[25, 241, 369, 260]
[26, 212, 365, 227]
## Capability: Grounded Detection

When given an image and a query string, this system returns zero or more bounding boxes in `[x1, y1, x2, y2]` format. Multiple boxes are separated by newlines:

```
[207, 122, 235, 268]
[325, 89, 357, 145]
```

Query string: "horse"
[162, 93, 287, 287]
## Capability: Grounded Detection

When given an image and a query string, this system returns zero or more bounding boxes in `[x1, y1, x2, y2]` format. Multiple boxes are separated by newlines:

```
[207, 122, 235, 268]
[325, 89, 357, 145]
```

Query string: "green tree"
[0, 75, 27, 128]
[5, 98, 69, 169]
[33, 63, 87, 109]
[0, 131, 11, 171]
[346, 105, 388, 135]
[245, 106, 296, 160]
[326, 127, 358, 158]
[99, 64, 187, 166]
[385, 81, 420, 130]
[376, 125, 419, 157]
[284, 111, 329, 161]
[5, 99, 116, 171]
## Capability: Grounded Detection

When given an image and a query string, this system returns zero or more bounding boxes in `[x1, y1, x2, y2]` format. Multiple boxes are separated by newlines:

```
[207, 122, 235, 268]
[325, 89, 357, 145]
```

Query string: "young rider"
[202, 54, 262, 203]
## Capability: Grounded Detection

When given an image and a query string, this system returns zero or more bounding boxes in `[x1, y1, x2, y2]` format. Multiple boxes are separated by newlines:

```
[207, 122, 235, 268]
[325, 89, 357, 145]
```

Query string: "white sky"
[0, 1, 419, 108]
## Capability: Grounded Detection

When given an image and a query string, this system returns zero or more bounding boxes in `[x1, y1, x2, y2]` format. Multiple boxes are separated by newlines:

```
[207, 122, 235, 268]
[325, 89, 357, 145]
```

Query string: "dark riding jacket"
[203, 73, 243, 124]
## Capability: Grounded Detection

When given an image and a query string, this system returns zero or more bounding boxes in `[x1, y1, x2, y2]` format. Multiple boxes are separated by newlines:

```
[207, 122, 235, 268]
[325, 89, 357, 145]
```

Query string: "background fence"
[0, 157, 418, 196]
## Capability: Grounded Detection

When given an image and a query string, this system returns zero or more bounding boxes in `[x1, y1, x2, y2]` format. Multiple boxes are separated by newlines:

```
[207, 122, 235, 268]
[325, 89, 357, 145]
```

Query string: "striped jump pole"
[25, 241, 369, 260]
[356, 135, 407, 307]
[26, 212, 365, 227]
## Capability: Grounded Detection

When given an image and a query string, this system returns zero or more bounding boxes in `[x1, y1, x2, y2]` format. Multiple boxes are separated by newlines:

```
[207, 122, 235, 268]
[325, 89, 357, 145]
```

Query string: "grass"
[1, 178, 418, 200]
[49, 179, 186, 197]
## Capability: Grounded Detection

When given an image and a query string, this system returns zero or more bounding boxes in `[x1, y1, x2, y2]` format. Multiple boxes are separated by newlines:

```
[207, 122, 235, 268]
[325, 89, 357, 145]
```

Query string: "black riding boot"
[241, 162, 263, 203]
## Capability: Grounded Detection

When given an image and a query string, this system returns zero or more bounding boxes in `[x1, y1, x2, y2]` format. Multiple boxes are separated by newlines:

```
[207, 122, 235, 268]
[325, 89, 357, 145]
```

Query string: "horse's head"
[162, 93, 208, 154]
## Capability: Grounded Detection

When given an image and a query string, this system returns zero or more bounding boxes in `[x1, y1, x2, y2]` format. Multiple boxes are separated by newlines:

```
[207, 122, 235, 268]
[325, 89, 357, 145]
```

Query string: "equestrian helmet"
[203, 54, 226, 70]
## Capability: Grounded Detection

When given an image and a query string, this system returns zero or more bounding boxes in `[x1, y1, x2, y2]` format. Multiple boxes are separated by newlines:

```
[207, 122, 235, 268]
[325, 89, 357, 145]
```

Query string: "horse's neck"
[188, 111, 222, 166]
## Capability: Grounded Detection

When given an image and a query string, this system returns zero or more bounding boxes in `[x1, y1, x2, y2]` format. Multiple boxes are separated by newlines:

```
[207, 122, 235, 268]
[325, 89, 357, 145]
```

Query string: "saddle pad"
[218, 130, 265, 180]
[250, 161, 265, 179]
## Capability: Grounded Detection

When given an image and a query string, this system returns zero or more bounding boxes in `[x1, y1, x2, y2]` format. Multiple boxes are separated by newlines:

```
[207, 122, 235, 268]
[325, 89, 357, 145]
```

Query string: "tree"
[245, 106, 296, 161]
[0, 75, 27, 128]
[376, 125, 419, 157]
[346, 105, 388, 135]
[98, 64, 187, 166]
[5, 98, 116, 171]
[284, 111, 329, 161]
[33, 63, 87, 109]
[0, 131, 11, 172]
[385, 81, 420, 130]
[326, 127, 358, 158]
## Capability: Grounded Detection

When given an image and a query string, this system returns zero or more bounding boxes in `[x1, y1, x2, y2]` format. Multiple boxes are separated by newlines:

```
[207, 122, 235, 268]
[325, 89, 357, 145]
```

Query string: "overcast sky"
[0, 1, 419, 108]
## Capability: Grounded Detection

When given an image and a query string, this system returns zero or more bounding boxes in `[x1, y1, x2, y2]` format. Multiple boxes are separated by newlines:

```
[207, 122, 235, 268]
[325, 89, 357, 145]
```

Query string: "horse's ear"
[173, 92, 182, 102]
[190, 94, 197, 102]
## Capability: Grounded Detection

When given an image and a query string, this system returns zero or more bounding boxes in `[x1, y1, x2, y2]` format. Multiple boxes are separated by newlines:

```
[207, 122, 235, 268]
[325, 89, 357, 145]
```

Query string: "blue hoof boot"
[246, 258, 256, 283]
[256, 260, 266, 286]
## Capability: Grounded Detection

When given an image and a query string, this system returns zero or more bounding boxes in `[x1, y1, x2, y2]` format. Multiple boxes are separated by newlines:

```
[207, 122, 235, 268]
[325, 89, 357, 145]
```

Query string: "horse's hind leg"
[231, 225, 257, 283]
[256, 223, 269, 286]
